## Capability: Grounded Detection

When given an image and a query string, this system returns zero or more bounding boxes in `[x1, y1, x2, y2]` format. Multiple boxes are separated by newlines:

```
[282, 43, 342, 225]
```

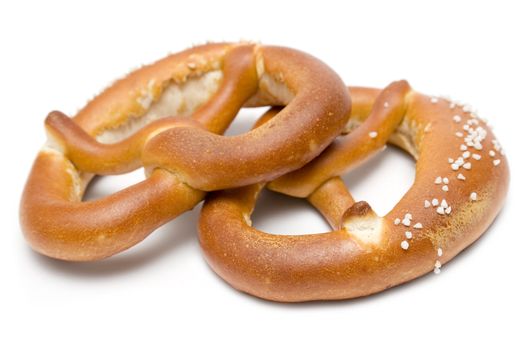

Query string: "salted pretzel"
[199, 81, 509, 302]
[20, 42, 351, 261]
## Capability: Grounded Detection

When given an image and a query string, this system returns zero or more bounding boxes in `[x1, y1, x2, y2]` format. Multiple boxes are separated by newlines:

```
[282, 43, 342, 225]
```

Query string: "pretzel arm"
[269, 80, 410, 198]
[45, 45, 259, 175]
[45, 112, 202, 174]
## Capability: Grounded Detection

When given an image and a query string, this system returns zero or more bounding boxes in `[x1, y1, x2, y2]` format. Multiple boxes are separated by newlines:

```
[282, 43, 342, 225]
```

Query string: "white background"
[1, 1, 524, 349]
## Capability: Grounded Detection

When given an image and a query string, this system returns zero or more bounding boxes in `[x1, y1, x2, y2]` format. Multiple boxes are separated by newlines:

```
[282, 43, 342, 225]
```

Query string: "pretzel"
[20, 42, 351, 261]
[199, 81, 509, 302]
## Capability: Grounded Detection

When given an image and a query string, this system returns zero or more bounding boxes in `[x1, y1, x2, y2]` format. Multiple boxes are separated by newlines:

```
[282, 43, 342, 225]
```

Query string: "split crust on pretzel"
[20, 42, 350, 261]
[199, 81, 509, 302]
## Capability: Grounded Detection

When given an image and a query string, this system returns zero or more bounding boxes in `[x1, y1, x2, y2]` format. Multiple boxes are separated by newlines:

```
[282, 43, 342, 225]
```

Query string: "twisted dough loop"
[142, 46, 351, 190]
[20, 43, 351, 261]
[199, 82, 509, 302]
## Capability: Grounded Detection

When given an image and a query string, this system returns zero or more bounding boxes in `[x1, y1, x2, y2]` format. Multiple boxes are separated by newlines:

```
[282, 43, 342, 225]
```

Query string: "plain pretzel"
[20, 43, 351, 261]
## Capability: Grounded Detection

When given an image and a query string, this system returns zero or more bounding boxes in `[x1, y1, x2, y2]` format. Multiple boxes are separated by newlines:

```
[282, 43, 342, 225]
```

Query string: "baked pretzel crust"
[199, 82, 509, 302]
[20, 43, 350, 261]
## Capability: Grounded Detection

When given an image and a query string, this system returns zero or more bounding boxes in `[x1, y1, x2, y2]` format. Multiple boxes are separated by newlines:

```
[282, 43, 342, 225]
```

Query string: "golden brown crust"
[142, 45, 351, 190]
[20, 154, 204, 261]
[198, 83, 509, 302]
[20, 42, 350, 261]
[45, 111, 204, 174]
[268, 81, 410, 197]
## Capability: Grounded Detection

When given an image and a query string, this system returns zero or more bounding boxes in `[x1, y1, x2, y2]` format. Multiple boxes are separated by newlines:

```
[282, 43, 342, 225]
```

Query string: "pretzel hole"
[251, 189, 331, 235]
[342, 145, 415, 217]
[83, 168, 144, 201]
[224, 107, 271, 136]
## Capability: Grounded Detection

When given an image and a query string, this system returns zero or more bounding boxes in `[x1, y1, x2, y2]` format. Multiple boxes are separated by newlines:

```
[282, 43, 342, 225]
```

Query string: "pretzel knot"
[20, 43, 350, 261]
[199, 81, 509, 302]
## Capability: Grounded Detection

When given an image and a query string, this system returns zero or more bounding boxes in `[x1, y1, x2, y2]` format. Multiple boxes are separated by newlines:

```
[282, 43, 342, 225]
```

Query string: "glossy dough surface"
[199, 82, 509, 302]
[20, 43, 350, 261]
